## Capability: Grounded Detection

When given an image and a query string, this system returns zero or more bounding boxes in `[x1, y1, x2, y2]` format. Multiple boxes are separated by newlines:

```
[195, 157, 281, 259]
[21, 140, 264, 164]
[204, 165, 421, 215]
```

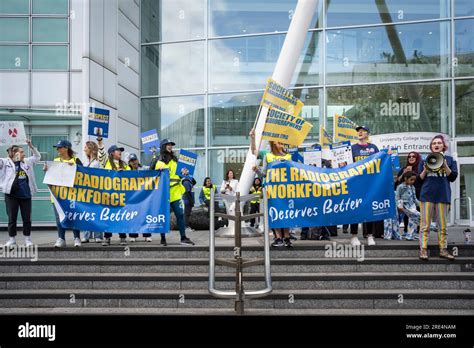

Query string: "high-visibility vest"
[265, 152, 291, 163]
[250, 186, 262, 204]
[155, 159, 185, 203]
[104, 160, 130, 170]
[202, 185, 216, 200]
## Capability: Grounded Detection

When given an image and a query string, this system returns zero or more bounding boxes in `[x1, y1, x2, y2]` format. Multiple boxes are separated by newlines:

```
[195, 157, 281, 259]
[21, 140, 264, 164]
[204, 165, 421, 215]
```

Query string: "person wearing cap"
[154, 139, 195, 246]
[0, 140, 41, 248]
[44, 140, 83, 248]
[180, 167, 197, 233]
[127, 153, 153, 242]
[349, 125, 381, 247]
[101, 145, 130, 245]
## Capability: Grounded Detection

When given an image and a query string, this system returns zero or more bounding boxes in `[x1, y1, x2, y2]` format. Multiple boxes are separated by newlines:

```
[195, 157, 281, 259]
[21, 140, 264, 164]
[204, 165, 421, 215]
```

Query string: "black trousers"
[104, 233, 127, 238]
[249, 202, 260, 226]
[350, 222, 374, 236]
[5, 194, 31, 237]
[128, 233, 152, 238]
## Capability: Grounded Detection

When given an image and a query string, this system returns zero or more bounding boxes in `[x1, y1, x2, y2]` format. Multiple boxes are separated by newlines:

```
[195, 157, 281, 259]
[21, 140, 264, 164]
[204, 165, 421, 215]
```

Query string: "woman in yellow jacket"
[154, 139, 195, 246]
[102, 145, 130, 246]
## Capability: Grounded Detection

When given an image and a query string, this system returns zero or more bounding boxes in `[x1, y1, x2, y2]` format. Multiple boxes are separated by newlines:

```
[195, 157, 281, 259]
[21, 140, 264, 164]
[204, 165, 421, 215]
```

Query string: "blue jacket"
[181, 176, 196, 206]
[418, 155, 458, 204]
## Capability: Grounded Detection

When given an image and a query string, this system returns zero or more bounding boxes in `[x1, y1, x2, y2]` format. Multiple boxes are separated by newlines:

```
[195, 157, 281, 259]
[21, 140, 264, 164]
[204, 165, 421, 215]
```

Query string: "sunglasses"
[408, 155, 416, 158]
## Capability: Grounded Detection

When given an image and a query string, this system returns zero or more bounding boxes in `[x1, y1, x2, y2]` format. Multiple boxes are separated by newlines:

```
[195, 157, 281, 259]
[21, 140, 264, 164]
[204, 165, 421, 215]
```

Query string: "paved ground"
[2, 224, 471, 247]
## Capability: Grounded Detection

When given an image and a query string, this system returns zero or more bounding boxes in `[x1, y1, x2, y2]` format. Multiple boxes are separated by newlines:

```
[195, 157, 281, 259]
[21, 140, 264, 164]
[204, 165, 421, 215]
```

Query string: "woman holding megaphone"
[418, 135, 458, 260]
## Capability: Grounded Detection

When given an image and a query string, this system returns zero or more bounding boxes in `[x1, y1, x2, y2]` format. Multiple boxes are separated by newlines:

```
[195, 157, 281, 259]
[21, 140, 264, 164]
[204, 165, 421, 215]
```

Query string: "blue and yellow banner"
[265, 151, 396, 228]
[50, 166, 170, 233]
[333, 114, 359, 143]
[261, 78, 304, 116]
[262, 107, 312, 146]
[319, 125, 333, 147]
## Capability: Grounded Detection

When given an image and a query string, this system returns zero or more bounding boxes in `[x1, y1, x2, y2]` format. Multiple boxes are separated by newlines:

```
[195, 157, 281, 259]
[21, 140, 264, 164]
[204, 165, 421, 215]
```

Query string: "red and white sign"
[0, 121, 27, 147]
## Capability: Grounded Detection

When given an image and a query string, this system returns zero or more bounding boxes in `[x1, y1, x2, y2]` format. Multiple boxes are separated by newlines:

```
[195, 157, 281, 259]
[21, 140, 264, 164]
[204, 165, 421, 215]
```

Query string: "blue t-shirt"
[10, 161, 32, 199]
[351, 143, 379, 162]
[418, 155, 458, 204]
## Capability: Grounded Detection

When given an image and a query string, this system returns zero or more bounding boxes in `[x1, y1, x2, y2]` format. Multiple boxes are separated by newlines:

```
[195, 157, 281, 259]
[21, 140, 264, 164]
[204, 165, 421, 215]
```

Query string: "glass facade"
[141, 0, 474, 194]
[0, 0, 69, 71]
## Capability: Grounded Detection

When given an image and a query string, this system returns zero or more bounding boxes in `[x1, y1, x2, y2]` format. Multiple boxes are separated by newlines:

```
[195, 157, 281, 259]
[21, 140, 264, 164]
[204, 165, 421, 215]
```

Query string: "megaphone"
[425, 152, 444, 172]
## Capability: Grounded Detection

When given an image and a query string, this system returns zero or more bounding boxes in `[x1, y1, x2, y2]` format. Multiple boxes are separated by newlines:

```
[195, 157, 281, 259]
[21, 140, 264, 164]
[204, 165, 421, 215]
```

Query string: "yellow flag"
[319, 125, 333, 147]
[333, 114, 359, 143]
[262, 107, 312, 147]
[260, 78, 304, 116]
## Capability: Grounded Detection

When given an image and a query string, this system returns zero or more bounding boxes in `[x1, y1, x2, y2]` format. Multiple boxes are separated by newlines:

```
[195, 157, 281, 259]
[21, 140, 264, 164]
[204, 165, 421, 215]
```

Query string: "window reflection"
[209, 32, 321, 92]
[326, 0, 449, 27]
[326, 82, 451, 135]
[141, 96, 205, 148]
[141, 0, 205, 43]
[455, 19, 474, 77]
[141, 42, 205, 96]
[209, 0, 321, 37]
[455, 80, 474, 136]
[326, 21, 450, 84]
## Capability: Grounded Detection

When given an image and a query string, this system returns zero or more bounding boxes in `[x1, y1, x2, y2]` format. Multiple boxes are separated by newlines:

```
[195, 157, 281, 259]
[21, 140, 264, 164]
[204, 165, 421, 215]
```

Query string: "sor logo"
[146, 214, 165, 224]
[372, 199, 391, 210]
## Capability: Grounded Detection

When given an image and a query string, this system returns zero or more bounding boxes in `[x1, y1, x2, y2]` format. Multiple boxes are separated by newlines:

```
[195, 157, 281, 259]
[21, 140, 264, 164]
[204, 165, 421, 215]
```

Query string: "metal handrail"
[208, 188, 272, 303]
[454, 197, 473, 227]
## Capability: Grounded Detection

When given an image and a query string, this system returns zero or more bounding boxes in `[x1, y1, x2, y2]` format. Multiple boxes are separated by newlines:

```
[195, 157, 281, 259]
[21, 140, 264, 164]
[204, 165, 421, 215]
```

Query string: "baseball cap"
[108, 145, 125, 154]
[53, 140, 72, 149]
[128, 153, 138, 161]
[355, 125, 370, 133]
[160, 138, 175, 147]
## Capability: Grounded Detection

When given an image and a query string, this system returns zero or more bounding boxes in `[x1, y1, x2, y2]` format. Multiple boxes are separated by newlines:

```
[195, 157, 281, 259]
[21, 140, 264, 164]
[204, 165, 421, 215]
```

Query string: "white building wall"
[82, 0, 140, 159]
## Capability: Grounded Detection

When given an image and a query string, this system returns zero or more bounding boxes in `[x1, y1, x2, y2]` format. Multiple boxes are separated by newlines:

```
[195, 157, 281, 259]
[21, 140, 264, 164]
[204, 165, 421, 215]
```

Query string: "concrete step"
[1, 307, 473, 316]
[15, 244, 473, 259]
[1, 257, 473, 273]
[0, 289, 473, 309]
[0, 272, 472, 290]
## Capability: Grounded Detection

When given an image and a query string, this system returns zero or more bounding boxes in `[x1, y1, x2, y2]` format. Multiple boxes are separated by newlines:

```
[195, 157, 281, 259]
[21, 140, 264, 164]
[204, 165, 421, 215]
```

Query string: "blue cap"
[128, 153, 138, 161]
[160, 138, 175, 147]
[108, 145, 125, 154]
[53, 140, 72, 149]
[356, 125, 370, 133]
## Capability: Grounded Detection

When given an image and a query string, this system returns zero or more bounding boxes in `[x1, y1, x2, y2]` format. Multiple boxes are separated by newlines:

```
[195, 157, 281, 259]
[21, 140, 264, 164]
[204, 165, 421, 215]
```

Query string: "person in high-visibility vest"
[249, 177, 262, 228]
[43, 140, 83, 248]
[252, 139, 293, 248]
[154, 139, 195, 246]
[102, 145, 130, 246]
[199, 177, 217, 208]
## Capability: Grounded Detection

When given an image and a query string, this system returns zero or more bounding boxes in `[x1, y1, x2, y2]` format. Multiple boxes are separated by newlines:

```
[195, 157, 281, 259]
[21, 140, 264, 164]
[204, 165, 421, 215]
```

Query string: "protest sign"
[88, 107, 110, 138]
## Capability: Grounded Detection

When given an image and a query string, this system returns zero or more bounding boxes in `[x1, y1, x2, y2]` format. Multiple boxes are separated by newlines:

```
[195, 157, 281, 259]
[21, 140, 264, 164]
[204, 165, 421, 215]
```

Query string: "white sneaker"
[102, 238, 111, 246]
[120, 238, 127, 245]
[54, 238, 66, 248]
[145, 237, 153, 242]
[5, 237, 16, 248]
[95, 238, 103, 243]
[367, 235, 376, 246]
[129, 238, 136, 243]
[24, 237, 33, 247]
[81, 238, 89, 243]
[74, 238, 81, 247]
[185, 227, 195, 233]
[350, 236, 361, 246]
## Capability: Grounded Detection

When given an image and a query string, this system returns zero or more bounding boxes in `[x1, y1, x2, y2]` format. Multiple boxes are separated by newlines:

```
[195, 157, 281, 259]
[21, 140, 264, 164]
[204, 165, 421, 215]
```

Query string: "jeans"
[5, 194, 31, 237]
[183, 200, 193, 228]
[161, 199, 186, 239]
[53, 204, 80, 240]
[249, 202, 260, 227]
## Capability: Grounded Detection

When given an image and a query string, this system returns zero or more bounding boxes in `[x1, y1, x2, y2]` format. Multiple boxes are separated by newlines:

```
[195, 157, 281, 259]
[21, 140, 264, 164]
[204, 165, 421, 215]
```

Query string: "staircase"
[0, 243, 473, 315]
